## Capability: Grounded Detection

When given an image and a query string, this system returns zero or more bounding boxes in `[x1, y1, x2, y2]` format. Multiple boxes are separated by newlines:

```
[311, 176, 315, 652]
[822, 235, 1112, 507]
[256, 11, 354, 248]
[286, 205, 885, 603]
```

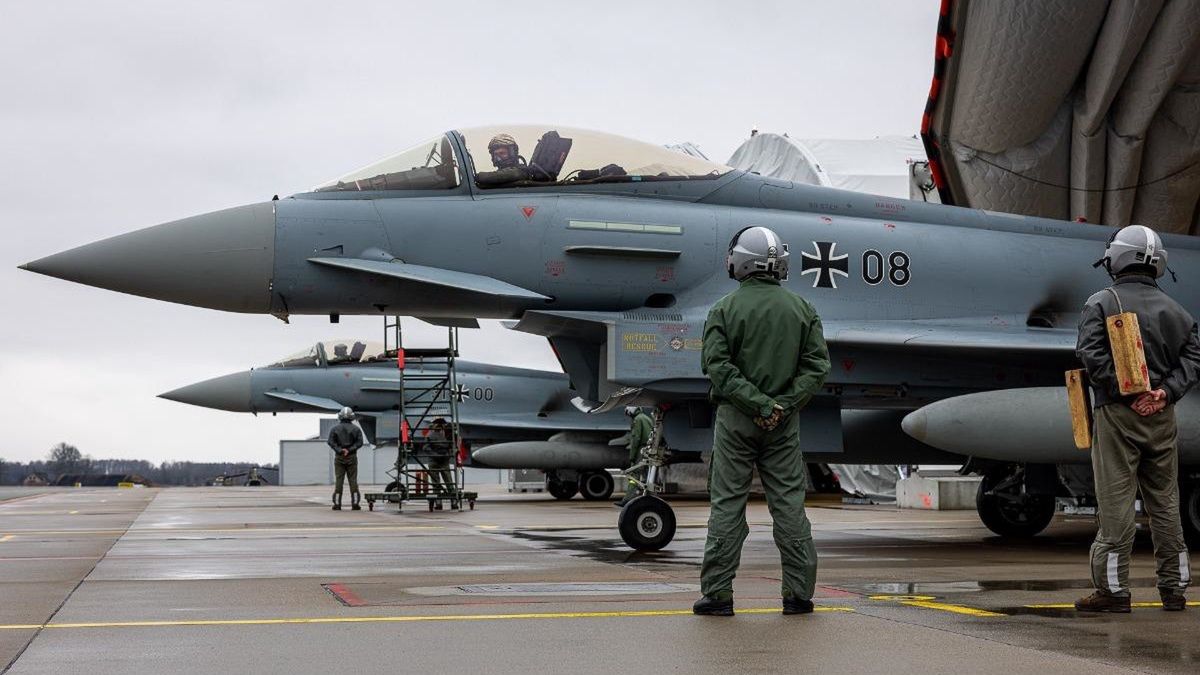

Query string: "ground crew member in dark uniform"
[693, 226, 830, 617]
[1075, 225, 1200, 613]
[426, 418, 455, 508]
[327, 407, 364, 511]
[615, 406, 654, 507]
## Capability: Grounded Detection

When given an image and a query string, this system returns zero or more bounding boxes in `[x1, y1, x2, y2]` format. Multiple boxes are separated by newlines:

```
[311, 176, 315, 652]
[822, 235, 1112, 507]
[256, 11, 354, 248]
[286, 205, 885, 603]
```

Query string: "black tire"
[579, 472, 615, 501]
[385, 481, 400, 494]
[976, 472, 1056, 537]
[1181, 481, 1200, 548]
[546, 477, 579, 500]
[618, 495, 677, 551]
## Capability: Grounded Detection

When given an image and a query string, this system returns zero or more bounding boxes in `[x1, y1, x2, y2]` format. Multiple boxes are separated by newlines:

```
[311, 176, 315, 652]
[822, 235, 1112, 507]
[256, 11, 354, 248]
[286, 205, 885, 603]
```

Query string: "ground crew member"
[693, 226, 830, 617]
[1075, 225, 1200, 613]
[426, 418, 455, 508]
[615, 406, 654, 507]
[327, 407, 364, 511]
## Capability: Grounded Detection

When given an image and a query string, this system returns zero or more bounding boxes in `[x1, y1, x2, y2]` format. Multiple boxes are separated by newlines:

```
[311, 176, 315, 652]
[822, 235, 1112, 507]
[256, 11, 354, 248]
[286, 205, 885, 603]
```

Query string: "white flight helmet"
[337, 406, 355, 422]
[624, 406, 641, 418]
[1098, 224, 1167, 278]
[727, 226, 789, 281]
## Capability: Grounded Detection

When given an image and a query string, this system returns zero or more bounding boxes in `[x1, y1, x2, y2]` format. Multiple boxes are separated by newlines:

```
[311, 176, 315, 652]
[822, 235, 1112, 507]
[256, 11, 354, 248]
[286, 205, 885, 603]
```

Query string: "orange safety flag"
[396, 348, 406, 370]
[401, 419, 410, 444]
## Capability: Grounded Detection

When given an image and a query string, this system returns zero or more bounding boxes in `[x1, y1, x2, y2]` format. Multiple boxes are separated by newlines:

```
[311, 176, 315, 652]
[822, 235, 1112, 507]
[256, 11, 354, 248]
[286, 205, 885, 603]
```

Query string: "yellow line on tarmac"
[1025, 601, 1200, 609]
[4, 525, 447, 536]
[0, 606, 854, 631]
[870, 594, 1003, 618]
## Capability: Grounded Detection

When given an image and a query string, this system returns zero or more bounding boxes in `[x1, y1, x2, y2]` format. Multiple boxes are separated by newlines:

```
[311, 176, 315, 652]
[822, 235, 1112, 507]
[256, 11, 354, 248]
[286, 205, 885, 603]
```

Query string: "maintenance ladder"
[364, 317, 477, 512]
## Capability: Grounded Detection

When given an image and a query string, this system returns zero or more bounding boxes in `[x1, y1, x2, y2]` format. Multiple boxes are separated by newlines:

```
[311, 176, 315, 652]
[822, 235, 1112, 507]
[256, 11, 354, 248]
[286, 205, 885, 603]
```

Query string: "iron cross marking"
[800, 241, 850, 289]
[452, 384, 471, 402]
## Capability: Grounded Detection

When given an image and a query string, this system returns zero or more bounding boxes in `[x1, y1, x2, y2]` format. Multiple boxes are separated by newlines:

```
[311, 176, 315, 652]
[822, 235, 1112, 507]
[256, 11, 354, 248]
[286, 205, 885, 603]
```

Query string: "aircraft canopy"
[267, 340, 389, 368]
[315, 125, 730, 192]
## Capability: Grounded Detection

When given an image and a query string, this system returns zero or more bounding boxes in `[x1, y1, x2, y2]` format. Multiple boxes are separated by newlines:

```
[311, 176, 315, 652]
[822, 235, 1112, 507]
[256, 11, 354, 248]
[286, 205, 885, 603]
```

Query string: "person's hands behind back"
[1132, 389, 1168, 417]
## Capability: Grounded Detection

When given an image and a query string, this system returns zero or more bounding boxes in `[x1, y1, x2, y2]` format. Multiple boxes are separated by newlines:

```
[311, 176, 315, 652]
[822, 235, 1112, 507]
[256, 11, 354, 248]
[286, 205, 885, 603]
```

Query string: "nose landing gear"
[618, 406, 678, 551]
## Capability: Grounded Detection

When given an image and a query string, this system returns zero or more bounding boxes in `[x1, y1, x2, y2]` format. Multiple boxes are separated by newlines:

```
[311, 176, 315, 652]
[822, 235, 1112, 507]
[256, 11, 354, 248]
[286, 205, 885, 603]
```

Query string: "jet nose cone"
[160, 371, 253, 412]
[21, 201, 275, 312]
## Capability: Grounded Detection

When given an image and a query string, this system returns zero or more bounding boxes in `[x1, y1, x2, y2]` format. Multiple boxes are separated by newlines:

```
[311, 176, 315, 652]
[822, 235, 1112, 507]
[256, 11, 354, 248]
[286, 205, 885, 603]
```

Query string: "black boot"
[783, 597, 814, 615]
[1161, 590, 1187, 611]
[351, 493, 361, 511]
[692, 595, 734, 616]
[332, 493, 342, 511]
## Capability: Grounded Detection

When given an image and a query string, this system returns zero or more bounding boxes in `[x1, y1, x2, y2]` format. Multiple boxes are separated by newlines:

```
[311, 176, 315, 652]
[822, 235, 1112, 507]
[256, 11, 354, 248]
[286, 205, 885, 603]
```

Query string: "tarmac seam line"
[0, 492, 155, 674]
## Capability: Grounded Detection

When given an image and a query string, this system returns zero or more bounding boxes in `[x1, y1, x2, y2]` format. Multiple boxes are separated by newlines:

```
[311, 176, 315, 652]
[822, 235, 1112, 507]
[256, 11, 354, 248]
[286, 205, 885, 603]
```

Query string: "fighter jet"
[160, 338, 632, 500]
[23, 124, 1200, 550]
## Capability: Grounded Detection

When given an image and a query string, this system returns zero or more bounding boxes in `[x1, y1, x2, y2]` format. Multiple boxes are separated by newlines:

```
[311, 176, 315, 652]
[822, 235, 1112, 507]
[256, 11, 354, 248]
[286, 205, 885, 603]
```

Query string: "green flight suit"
[699, 274, 830, 601]
[328, 421, 364, 504]
[426, 426, 455, 496]
[621, 412, 654, 501]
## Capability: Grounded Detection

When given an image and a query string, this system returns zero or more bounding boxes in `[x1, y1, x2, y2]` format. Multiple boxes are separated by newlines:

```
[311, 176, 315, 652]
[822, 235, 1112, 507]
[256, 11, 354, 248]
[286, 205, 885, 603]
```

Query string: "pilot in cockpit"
[475, 133, 530, 187]
[487, 134, 524, 170]
[330, 343, 350, 364]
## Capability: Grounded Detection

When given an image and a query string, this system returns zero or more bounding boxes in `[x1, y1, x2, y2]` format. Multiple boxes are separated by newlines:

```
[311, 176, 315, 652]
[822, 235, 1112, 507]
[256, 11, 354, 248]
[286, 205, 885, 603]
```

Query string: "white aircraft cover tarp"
[829, 463, 901, 503]
[727, 133, 933, 200]
[923, 0, 1200, 234]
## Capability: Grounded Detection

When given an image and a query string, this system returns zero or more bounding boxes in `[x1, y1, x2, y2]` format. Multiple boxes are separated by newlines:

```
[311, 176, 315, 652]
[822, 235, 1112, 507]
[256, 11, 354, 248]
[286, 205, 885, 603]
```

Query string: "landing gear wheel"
[385, 481, 399, 494]
[976, 472, 1056, 537]
[618, 495, 677, 551]
[579, 471, 615, 501]
[1181, 480, 1200, 548]
[546, 477, 579, 500]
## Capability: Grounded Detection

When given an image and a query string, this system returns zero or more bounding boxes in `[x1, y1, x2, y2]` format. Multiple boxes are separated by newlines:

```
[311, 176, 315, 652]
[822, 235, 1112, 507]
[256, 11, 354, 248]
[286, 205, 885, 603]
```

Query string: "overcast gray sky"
[0, 0, 938, 464]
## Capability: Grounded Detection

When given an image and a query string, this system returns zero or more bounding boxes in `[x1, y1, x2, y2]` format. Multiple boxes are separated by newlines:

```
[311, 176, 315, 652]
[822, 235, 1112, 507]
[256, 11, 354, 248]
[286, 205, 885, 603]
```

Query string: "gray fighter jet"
[160, 338, 631, 500]
[23, 124, 1200, 549]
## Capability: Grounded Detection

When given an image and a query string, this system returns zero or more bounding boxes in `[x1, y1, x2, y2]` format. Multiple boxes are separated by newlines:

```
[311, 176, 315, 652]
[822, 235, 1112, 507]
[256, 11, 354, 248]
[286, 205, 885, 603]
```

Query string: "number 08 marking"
[862, 250, 910, 287]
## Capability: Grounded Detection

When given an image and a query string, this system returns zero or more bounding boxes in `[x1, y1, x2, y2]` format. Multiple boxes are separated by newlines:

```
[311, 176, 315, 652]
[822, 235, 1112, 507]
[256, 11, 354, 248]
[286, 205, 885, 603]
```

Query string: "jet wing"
[512, 308, 1079, 403]
[263, 391, 345, 411]
[308, 257, 551, 301]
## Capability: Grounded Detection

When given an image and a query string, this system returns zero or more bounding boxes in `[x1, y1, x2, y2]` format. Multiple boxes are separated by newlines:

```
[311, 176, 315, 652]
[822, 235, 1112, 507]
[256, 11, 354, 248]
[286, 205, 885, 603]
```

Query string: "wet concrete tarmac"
[1, 486, 1196, 674]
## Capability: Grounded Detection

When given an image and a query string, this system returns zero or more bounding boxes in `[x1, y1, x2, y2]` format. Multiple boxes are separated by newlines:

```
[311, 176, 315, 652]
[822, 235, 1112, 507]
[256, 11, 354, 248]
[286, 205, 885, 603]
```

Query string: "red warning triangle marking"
[522, 206, 536, 220]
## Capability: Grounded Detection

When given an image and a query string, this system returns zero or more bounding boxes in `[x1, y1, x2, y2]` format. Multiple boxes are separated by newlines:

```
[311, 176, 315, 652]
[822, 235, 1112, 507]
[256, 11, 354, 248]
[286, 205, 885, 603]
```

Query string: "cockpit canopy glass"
[460, 125, 731, 188]
[314, 135, 460, 192]
[266, 341, 390, 368]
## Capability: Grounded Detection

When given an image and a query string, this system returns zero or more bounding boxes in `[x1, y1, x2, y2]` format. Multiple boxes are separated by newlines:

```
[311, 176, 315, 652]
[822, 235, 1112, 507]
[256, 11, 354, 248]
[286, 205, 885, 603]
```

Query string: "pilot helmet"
[624, 406, 641, 418]
[337, 406, 355, 422]
[727, 226, 790, 281]
[487, 133, 520, 169]
[1099, 224, 1167, 278]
